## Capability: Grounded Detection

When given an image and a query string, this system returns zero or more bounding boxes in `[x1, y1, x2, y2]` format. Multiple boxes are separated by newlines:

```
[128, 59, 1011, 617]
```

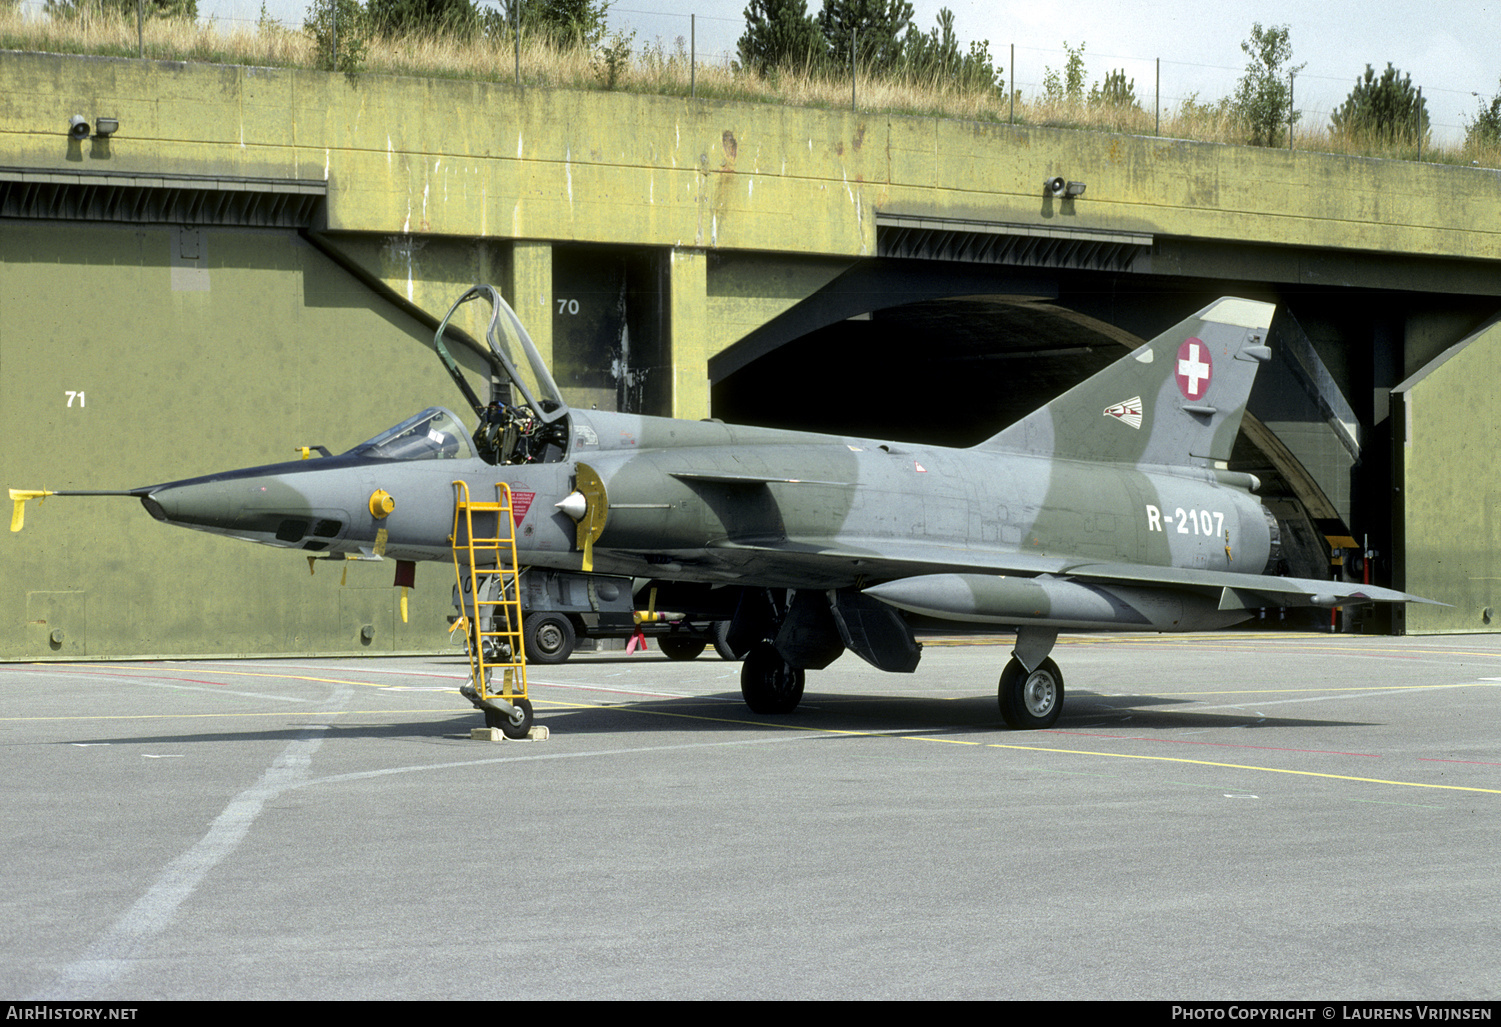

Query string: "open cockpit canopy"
[432, 285, 571, 465]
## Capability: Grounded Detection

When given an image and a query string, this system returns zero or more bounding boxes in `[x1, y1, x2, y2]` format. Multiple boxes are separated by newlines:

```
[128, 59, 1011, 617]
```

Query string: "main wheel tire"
[998, 656, 1064, 730]
[484, 696, 534, 739]
[740, 641, 805, 714]
[659, 636, 707, 661]
[524, 613, 576, 665]
[711, 621, 743, 662]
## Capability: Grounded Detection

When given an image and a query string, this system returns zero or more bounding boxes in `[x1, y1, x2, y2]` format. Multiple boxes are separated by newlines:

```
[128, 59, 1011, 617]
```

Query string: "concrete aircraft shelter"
[3, 50, 1501, 659]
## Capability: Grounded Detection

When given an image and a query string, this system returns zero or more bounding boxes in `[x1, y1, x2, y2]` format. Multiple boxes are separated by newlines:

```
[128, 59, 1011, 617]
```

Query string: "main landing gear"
[998, 657, 1063, 730]
[738, 640, 1064, 727]
[997, 627, 1064, 730]
[740, 642, 805, 714]
[730, 602, 1067, 730]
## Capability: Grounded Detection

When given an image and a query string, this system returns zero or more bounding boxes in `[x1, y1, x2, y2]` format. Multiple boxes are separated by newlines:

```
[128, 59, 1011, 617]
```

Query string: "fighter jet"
[11, 285, 1435, 731]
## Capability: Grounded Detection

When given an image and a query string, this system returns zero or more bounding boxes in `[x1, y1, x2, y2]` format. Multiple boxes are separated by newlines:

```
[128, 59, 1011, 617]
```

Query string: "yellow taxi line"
[575, 701, 1501, 795]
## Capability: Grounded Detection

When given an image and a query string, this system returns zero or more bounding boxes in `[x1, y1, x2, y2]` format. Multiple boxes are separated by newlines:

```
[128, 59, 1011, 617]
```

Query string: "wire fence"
[8, 0, 1495, 149]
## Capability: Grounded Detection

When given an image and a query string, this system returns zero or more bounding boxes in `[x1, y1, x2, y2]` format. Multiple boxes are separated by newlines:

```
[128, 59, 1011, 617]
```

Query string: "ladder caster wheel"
[485, 697, 534, 739]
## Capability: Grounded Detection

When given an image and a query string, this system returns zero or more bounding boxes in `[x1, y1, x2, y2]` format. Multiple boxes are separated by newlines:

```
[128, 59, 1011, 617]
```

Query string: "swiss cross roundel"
[1175, 337, 1212, 400]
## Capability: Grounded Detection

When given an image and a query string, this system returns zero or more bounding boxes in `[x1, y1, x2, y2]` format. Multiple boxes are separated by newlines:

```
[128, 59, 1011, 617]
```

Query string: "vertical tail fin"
[976, 297, 1274, 468]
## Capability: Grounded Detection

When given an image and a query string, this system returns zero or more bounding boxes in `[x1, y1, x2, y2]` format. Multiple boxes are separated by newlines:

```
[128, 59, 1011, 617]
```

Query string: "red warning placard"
[510, 490, 536, 526]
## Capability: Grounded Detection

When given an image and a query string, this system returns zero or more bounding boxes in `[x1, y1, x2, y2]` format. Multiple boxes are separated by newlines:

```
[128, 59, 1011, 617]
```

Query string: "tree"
[1464, 82, 1501, 148]
[737, 0, 822, 74]
[483, 0, 610, 49]
[1089, 69, 1139, 111]
[901, 7, 1001, 91]
[1042, 41, 1086, 104]
[1331, 63, 1429, 145]
[1233, 23, 1303, 147]
[592, 28, 634, 88]
[367, 0, 478, 38]
[818, 0, 914, 75]
[304, 0, 370, 73]
[532, 0, 610, 48]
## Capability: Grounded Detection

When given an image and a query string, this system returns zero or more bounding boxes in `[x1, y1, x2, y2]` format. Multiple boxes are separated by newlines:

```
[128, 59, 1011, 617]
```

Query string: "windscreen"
[347, 408, 476, 461]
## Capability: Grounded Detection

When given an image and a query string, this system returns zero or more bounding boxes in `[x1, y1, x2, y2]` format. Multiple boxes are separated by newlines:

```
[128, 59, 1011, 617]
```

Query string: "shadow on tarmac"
[56, 686, 1374, 747]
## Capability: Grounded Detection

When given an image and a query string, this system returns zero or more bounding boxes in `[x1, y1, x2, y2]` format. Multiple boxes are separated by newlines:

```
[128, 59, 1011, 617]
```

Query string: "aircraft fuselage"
[17, 289, 1430, 730]
[138, 406, 1273, 598]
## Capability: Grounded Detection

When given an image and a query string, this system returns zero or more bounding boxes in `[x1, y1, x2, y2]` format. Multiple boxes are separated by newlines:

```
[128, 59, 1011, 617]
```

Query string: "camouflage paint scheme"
[13, 288, 1433, 729]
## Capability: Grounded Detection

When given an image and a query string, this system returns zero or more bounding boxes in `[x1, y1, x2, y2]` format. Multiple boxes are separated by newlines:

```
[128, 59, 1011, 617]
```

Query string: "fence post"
[691, 13, 696, 99]
[851, 28, 858, 111]
[1288, 70, 1295, 150]
[1416, 86, 1423, 160]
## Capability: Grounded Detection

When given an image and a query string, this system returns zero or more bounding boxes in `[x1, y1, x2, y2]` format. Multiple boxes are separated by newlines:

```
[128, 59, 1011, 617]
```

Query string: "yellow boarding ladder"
[451, 480, 533, 738]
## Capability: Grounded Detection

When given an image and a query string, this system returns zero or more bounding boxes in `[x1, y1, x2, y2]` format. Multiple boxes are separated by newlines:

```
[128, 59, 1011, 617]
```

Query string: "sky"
[40, 0, 1501, 144]
[600, 0, 1501, 144]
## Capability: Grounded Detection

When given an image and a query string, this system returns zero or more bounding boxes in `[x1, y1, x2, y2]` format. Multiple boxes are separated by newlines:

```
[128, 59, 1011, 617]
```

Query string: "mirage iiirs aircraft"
[11, 286, 1434, 731]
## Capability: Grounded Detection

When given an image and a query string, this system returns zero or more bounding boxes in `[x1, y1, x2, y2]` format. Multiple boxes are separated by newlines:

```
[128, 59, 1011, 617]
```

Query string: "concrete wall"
[8, 51, 1501, 276]
[2, 222, 462, 658]
[1396, 318, 1501, 632]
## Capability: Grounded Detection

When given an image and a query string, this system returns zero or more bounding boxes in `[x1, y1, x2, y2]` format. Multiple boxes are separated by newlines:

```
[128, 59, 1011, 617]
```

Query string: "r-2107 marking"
[1145, 504, 1224, 536]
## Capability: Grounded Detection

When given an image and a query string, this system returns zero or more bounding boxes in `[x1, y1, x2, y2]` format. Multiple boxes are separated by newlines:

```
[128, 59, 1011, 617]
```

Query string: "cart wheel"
[484, 696, 534, 739]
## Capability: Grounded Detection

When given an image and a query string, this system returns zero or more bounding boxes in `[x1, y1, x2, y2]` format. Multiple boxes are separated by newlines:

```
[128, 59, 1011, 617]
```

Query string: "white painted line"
[40, 683, 354, 999]
[1188, 681, 1492, 712]
[302, 733, 840, 790]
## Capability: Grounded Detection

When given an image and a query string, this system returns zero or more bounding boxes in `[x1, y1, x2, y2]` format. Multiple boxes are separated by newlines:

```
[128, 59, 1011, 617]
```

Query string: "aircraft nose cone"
[141, 481, 234, 529]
